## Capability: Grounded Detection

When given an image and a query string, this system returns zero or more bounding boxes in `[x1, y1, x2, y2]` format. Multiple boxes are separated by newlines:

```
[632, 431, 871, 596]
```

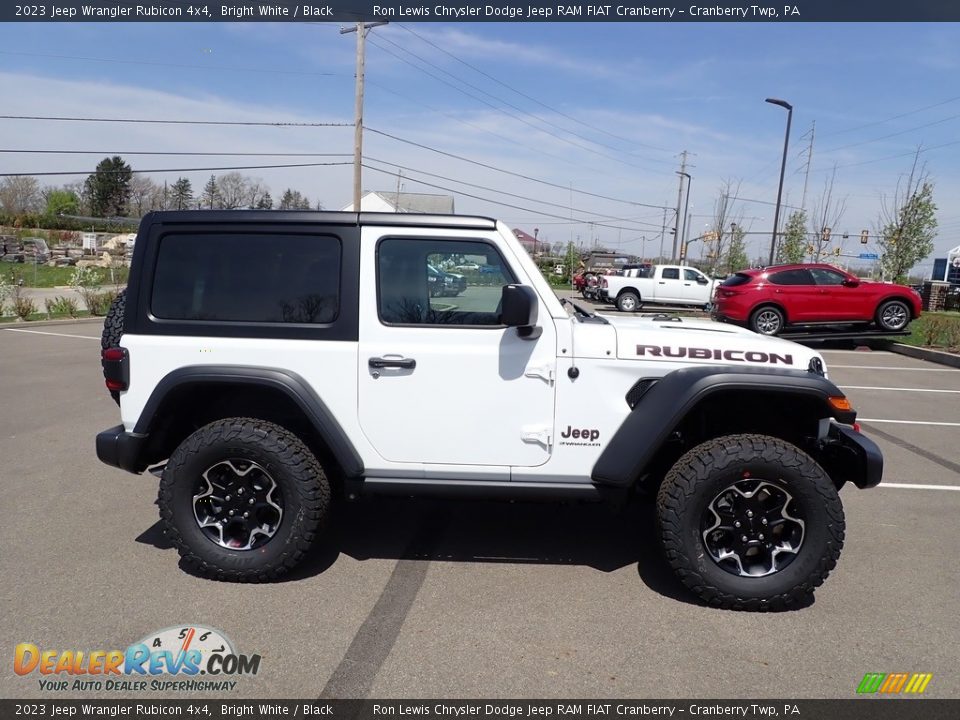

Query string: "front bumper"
[96, 425, 149, 474]
[821, 423, 883, 489]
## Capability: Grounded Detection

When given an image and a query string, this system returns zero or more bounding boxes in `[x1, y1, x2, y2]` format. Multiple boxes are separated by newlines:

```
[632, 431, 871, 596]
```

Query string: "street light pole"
[765, 97, 793, 265]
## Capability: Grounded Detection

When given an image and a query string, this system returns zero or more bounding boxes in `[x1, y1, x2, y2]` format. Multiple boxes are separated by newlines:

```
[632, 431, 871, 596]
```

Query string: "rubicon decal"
[637, 345, 794, 365]
[14, 625, 261, 693]
[856, 672, 933, 695]
[559, 425, 601, 447]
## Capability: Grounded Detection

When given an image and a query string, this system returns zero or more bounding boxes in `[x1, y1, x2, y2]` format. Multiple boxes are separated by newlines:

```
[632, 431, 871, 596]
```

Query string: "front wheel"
[656, 434, 845, 611]
[616, 291, 641, 312]
[876, 299, 910, 331]
[158, 418, 330, 581]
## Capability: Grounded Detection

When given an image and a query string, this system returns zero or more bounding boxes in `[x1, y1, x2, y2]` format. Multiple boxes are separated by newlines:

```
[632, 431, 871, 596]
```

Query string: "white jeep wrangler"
[97, 211, 881, 610]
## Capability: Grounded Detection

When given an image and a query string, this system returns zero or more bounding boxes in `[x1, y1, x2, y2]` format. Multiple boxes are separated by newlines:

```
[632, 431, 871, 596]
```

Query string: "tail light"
[101, 347, 129, 393]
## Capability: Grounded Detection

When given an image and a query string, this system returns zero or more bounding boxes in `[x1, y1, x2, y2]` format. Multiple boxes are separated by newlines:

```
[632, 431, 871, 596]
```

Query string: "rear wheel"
[876, 299, 910, 331]
[657, 434, 844, 611]
[158, 418, 330, 582]
[616, 291, 641, 312]
[749, 305, 784, 336]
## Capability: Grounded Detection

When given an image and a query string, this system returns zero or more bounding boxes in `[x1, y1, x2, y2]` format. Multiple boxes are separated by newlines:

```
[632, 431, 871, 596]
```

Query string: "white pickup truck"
[597, 264, 716, 312]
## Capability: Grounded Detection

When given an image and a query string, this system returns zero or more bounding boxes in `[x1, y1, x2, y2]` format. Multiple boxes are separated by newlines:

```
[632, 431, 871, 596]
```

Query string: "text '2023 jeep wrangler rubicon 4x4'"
[97, 211, 881, 611]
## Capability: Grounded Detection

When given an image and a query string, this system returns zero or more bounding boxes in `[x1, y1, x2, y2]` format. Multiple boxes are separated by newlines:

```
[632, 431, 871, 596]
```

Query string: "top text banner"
[4, 0, 960, 22]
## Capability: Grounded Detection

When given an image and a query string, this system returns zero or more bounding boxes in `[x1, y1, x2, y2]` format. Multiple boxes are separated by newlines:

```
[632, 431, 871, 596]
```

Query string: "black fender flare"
[591, 365, 855, 488]
[134, 365, 364, 477]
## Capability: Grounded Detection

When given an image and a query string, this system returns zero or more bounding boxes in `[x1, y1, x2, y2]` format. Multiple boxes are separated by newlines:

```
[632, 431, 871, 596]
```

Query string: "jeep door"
[358, 228, 557, 469]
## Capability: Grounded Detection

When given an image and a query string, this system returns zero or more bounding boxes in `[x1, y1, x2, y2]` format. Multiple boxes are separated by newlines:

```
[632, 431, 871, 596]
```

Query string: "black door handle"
[369, 357, 416, 369]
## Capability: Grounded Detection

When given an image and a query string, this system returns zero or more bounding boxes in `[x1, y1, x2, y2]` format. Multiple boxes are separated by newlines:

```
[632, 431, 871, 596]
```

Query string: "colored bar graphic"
[858, 672, 932, 694]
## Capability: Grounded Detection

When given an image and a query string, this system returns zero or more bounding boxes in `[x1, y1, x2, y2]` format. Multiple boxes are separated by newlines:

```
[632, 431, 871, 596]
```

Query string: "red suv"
[712, 263, 922, 336]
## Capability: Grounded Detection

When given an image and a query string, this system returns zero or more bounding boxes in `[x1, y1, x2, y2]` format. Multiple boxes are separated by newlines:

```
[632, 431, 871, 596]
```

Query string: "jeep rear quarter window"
[151, 233, 341, 324]
[377, 238, 515, 326]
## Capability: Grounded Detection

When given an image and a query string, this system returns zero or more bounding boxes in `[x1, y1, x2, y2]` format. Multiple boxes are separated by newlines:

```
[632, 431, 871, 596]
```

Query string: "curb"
[1, 317, 103, 329]
[869, 340, 960, 369]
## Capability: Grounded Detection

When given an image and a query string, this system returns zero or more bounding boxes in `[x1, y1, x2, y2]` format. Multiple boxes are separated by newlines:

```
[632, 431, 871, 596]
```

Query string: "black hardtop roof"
[139, 210, 497, 231]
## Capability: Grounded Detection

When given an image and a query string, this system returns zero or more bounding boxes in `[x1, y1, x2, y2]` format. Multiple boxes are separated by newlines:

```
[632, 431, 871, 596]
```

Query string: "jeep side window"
[152, 233, 341, 323]
[661, 268, 680, 280]
[378, 238, 516, 326]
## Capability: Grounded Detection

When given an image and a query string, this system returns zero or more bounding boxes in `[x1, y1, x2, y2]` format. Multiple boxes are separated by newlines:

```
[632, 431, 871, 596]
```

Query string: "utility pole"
[658, 206, 667, 261]
[340, 21, 387, 212]
[672, 150, 689, 261]
[394, 168, 403, 211]
[799, 120, 815, 213]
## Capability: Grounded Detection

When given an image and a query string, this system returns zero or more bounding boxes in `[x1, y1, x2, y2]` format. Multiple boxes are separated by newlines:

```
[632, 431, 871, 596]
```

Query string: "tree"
[0, 176, 42, 214]
[278, 188, 311, 210]
[877, 152, 938, 283]
[255, 192, 273, 210]
[170, 178, 193, 210]
[215, 172, 251, 209]
[43, 188, 80, 216]
[129, 175, 164, 216]
[723, 224, 748, 274]
[201, 175, 219, 209]
[808, 165, 846, 262]
[777, 210, 808, 264]
[706, 179, 743, 270]
[84, 156, 133, 217]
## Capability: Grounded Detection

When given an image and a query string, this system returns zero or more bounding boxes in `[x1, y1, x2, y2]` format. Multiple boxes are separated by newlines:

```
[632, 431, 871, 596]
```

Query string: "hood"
[599, 314, 823, 372]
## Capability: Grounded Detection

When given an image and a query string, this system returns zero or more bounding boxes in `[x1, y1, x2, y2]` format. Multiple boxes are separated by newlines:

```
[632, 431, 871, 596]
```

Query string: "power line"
[815, 138, 960, 172]
[0, 161, 352, 178]
[361, 163, 664, 233]
[397, 24, 671, 154]
[0, 115, 350, 127]
[364, 126, 672, 210]
[822, 112, 960, 154]
[0, 50, 341, 77]
[0, 149, 352, 157]
[367, 37, 662, 174]
[819, 94, 960, 139]
[377, 29, 673, 167]
[365, 156, 664, 230]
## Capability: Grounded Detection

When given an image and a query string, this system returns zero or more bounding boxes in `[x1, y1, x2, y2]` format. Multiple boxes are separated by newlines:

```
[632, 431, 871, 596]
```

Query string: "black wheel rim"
[701, 479, 805, 577]
[192, 459, 284, 550]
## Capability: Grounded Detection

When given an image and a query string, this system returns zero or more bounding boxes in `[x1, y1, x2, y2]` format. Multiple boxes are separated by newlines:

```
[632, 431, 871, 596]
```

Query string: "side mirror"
[696, 277, 709, 284]
[842, 278, 860, 288]
[499, 285, 540, 338]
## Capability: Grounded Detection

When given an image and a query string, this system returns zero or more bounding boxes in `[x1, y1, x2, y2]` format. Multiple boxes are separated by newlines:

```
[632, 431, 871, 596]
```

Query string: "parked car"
[427, 264, 467, 297]
[597, 264, 715, 312]
[712, 263, 922, 336]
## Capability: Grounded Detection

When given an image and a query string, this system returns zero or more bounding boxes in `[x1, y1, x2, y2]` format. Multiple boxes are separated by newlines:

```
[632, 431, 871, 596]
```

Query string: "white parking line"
[3, 328, 99, 340]
[879, 483, 960, 492]
[830, 365, 957, 372]
[840, 386, 960, 394]
[859, 418, 960, 427]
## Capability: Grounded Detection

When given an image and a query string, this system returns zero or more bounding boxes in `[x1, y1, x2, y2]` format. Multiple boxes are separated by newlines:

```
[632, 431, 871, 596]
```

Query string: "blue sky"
[1, 21, 958, 271]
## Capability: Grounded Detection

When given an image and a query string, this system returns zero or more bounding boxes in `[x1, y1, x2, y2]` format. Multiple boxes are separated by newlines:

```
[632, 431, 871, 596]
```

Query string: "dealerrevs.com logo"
[14, 625, 261, 693]
[856, 672, 933, 695]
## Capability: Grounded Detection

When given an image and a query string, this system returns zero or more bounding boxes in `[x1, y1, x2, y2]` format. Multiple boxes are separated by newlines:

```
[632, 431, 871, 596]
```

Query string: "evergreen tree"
[777, 210, 808, 264]
[170, 178, 193, 210]
[83, 156, 133, 217]
[256, 192, 273, 210]
[202, 175, 220, 209]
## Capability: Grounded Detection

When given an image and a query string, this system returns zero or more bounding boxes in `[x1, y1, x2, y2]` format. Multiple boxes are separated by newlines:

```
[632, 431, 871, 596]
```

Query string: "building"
[932, 244, 960, 284]
[512, 229, 540, 255]
[341, 191, 455, 214]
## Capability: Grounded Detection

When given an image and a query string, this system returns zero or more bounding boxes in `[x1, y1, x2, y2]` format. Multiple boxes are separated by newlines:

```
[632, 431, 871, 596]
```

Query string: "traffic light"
[834, 247, 841, 257]
[821, 227, 832, 242]
[860, 230, 869, 244]
[806, 244, 814, 254]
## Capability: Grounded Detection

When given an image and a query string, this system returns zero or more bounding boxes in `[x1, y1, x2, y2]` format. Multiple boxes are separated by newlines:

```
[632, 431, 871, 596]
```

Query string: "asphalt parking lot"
[1, 319, 958, 700]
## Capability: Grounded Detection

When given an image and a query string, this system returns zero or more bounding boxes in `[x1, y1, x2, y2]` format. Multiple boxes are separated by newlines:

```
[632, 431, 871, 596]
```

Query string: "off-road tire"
[875, 299, 910, 332]
[749, 305, 785, 336]
[100, 289, 126, 404]
[158, 418, 330, 582]
[656, 434, 844, 611]
[616, 290, 641, 313]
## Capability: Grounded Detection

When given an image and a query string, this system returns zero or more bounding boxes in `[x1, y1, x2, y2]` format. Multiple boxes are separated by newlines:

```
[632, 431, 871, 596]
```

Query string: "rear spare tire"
[100, 289, 126, 404]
